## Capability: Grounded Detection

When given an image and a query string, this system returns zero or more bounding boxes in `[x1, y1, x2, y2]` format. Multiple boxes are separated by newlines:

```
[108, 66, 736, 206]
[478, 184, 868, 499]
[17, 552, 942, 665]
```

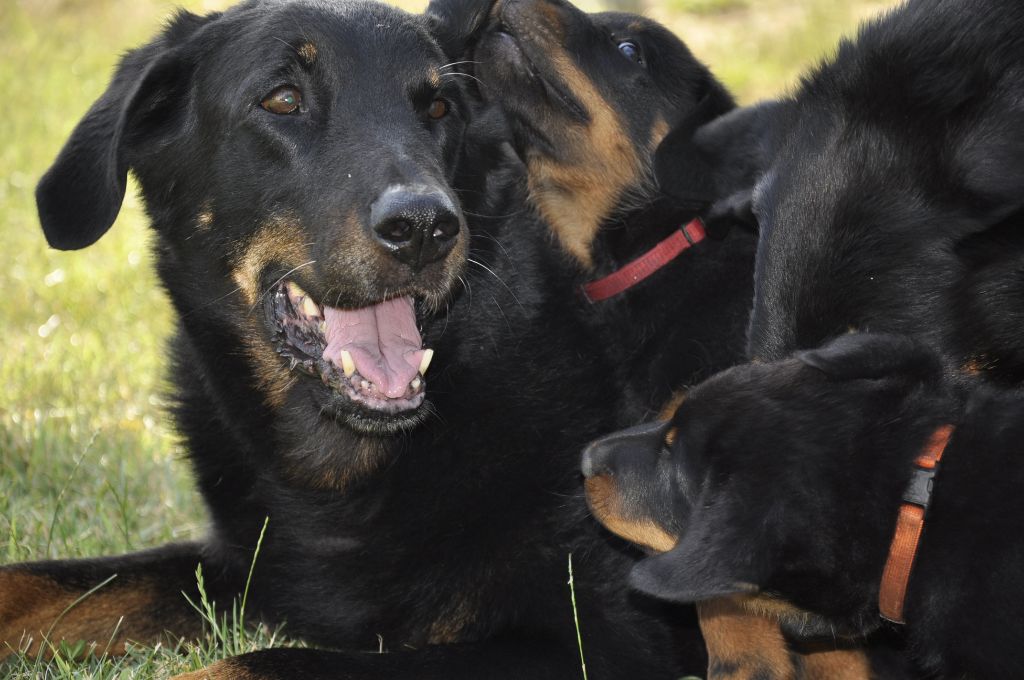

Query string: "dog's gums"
[270, 281, 432, 415]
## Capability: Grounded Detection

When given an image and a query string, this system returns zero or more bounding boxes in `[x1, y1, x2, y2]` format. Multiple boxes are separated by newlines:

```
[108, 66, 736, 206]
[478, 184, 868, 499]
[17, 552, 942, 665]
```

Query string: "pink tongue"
[322, 296, 425, 399]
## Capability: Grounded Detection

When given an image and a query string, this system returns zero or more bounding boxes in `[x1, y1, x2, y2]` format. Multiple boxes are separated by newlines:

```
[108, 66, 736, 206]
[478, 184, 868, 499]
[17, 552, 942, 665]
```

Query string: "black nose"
[370, 187, 461, 272]
[581, 421, 670, 478]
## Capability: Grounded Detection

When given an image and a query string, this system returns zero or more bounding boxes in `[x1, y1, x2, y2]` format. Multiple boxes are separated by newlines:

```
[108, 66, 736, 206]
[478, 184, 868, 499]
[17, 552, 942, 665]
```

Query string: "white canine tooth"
[302, 297, 320, 318]
[340, 350, 356, 378]
[288, 281, 307, 298]
[418, 349, 434, 376]
[411, 378, 422, 391]
[319, 321, 327, 334]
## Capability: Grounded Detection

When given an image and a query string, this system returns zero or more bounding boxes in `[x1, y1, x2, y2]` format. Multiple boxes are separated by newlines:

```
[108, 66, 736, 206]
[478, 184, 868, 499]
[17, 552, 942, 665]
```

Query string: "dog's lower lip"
[268, 280, 429, 415]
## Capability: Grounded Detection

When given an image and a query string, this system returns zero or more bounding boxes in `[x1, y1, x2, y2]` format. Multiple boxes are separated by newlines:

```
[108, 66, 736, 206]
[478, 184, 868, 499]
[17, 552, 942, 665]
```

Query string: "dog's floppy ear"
[955, 105, 1024, 224]
[655, 100, 780, 204]
[36, 10, 211, 250]
[628, 515, 761, 605]
[796, 333, 941, 383]
[424, 0, 495, 59]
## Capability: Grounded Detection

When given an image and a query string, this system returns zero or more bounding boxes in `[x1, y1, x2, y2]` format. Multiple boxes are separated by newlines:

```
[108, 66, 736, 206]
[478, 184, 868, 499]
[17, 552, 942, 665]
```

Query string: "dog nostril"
[432, 218, 459, 242]
[377, 219, 413, 244]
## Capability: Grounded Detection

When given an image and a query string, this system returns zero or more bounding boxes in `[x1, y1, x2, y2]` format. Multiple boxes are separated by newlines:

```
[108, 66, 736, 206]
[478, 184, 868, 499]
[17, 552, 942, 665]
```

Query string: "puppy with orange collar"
[584, 332, 1024, 679]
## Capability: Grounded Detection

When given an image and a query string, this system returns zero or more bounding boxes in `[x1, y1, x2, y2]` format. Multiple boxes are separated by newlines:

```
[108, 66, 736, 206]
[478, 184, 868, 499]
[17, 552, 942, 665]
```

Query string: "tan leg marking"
[699, 597, 796, 680]
[0, 571, 197, 660]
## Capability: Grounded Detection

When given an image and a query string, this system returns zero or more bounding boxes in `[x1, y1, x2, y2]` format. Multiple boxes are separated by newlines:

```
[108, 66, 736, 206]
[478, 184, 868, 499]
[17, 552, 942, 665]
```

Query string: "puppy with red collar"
[583, 332, 1024, 679]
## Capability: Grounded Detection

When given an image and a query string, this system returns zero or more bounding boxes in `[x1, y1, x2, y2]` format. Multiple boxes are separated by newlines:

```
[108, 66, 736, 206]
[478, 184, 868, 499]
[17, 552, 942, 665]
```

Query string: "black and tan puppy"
[471, 0, 757, 416]
[3, 0, 707, 678]
[583, 332, 1024, 678]
[657, 0, 1024, 375]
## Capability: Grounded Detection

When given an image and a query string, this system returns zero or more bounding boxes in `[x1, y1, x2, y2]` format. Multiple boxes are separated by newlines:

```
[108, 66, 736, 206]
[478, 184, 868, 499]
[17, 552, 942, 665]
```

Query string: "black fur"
[7, 0, 709, 677]
[656, 0, 1024, 376]
[583, 333, 1024, 678]
[470, 0, 756, 425]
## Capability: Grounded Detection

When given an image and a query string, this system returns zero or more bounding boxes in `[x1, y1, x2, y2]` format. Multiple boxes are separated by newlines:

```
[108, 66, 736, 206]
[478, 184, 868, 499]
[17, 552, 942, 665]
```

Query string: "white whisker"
[439, 60, 481, 70]
[253, 260, 317, 310]
[467, 258, 521, 308]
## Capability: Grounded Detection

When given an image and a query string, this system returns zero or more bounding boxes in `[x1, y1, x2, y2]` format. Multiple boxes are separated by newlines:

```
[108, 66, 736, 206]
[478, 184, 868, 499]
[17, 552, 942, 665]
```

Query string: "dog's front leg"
[698, 598, 872, 680]
[0, 541, 236, 660]
[173, 639, 582, 680]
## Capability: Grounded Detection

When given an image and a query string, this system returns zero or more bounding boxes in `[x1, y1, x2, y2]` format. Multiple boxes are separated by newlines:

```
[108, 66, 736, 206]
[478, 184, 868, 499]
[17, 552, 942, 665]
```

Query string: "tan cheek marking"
[697, 597, 797, 680]
[230, 215, 310, 306]
[428, 67, 441, 89]
[526, 50, 647, 268]
[649, 115, 671, 152]
[229, 215, 310, 408]
[0, 572, 198, 661]
[658, 390, 688, 422]
[298, 41, 317, 65]
[584, 476, 678, 553]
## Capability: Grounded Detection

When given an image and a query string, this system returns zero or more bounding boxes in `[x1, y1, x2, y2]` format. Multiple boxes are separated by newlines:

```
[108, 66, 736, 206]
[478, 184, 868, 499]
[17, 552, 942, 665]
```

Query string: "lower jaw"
[312, 386, 429, 436]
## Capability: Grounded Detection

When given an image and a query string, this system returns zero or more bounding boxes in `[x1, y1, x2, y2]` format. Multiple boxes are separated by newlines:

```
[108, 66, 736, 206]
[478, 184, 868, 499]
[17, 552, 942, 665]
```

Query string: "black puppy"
[4, 0, 705, 677]
[582, 332, 1024, 678]
[471, 0, 757, 418]
[657, 0, 1024, 376]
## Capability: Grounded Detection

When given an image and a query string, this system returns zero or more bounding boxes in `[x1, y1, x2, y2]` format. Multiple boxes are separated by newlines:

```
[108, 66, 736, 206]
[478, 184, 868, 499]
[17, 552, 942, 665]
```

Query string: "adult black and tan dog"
[657, 0, 1024, 374]
[582, 332, 1024, 678]
[2, 0, 709, 677]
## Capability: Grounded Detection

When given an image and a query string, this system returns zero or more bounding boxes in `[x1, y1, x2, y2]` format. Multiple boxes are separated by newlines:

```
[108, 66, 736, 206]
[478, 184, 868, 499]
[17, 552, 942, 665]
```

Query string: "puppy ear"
[796, 333, 941, 382]
[628, 521, 761, 605]
[424, 0, 495, 59]
[955, 106, 1024, 224]
[35, 11, 209, 250]
[655, 100, 780, 204]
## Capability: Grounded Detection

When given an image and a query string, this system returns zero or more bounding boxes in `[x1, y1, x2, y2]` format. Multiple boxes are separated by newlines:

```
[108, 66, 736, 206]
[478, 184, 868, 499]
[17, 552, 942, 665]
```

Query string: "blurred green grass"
[0, 0, 898, 676]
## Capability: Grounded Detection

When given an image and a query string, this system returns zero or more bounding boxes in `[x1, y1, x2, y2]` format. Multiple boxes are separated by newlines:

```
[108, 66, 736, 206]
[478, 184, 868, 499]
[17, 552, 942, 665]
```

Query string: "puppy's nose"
[370, 187, 461, 272]
[581, 421, 671, 478]
[581, 442, 613, 479]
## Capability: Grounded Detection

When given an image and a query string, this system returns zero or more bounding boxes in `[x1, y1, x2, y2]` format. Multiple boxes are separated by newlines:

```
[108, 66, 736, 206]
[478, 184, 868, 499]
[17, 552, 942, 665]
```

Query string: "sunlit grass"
[1, 0, 899, 676]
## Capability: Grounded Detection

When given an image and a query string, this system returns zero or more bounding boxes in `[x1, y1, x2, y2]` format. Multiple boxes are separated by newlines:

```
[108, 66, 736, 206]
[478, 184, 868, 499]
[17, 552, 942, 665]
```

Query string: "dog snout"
[370, 186, 462, 272]
[582, 420, 670, 478]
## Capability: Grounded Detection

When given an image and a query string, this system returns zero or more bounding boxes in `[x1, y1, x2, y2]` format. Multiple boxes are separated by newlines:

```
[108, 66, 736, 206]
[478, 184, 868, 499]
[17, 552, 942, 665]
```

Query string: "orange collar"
[580, 219, 706, 303]
[879, 424, 955, 624]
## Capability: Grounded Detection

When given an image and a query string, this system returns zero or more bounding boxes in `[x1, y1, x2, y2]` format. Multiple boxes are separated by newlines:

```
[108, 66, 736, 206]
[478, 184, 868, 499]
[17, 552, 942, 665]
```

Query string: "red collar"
[580, 219, 706, 304]
[879, 424, 955, 624]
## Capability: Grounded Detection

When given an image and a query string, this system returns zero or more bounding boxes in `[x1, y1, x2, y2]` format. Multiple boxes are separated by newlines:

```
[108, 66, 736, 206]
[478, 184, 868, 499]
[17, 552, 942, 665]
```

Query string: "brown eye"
[427, 98, 448, 120]
[261, 86, 302, 115]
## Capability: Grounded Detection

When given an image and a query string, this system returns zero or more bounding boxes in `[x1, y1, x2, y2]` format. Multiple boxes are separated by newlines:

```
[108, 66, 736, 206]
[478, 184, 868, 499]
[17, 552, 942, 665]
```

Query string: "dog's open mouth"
[269, 281, 432, 416]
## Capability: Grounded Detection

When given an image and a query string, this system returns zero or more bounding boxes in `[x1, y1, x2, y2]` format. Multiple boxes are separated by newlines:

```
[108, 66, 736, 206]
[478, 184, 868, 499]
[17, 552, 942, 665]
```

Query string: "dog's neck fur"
[582, 198, 756, 423]
[893, 384, 1024, 676]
